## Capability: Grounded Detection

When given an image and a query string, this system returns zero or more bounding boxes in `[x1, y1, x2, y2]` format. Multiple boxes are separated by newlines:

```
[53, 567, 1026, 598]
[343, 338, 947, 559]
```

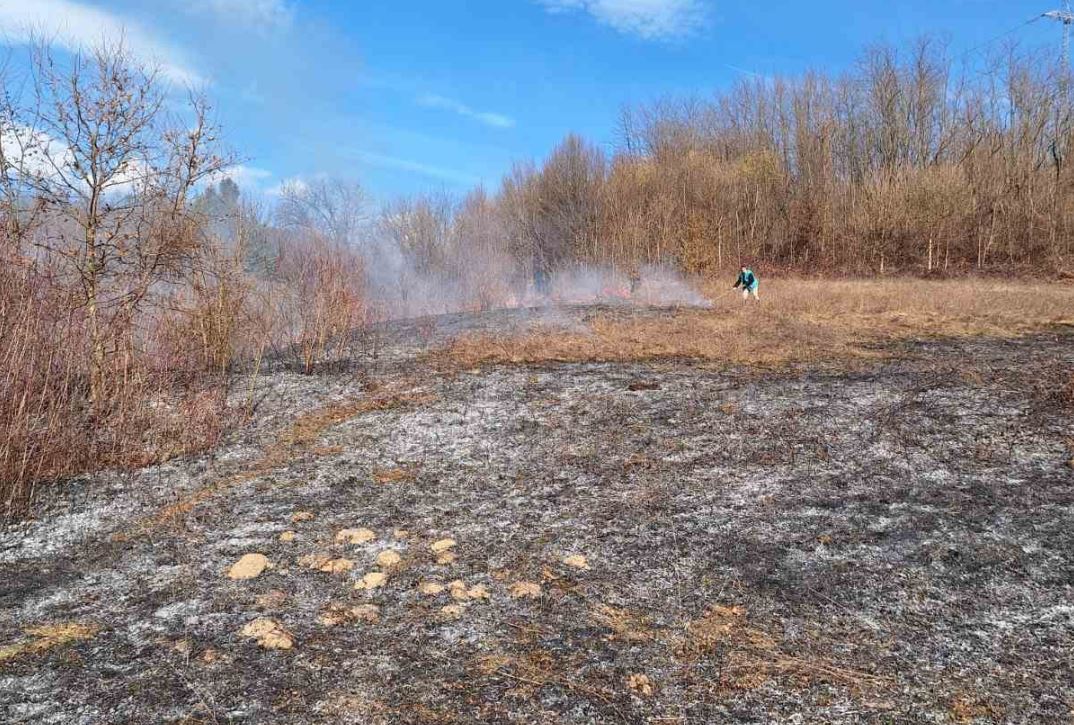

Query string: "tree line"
[493, 38, 1074, 276]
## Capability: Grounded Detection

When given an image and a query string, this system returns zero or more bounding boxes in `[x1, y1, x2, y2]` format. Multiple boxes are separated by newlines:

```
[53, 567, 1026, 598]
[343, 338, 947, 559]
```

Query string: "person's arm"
[732, 274, 741, 289]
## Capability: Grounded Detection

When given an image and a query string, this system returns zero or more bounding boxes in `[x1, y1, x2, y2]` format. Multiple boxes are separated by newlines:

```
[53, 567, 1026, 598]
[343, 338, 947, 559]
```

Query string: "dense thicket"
[0, 45, 365, 516]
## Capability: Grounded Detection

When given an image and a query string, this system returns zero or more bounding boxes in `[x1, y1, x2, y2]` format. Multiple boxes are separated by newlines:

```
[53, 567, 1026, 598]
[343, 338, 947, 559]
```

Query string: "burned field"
[1, 305, 1072, 724]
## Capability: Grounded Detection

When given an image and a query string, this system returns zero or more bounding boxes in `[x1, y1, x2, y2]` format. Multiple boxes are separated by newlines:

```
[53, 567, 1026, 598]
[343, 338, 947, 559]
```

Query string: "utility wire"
[953, 14, 1046, 64]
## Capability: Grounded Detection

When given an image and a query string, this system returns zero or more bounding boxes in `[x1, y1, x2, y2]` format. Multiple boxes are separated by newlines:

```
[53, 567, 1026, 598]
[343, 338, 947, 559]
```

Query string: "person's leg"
[751, 286, 759, 301]
[741, 288, 749, 301]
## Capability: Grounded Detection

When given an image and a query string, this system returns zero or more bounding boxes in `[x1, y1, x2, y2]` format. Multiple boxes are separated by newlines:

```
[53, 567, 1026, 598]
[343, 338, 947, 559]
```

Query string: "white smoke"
[357, 236, 711, 320]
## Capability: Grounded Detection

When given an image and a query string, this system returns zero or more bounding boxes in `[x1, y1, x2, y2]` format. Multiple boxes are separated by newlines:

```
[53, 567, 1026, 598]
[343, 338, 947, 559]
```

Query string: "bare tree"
[275, 176, 368, 246]
[6, 42, 230, 400]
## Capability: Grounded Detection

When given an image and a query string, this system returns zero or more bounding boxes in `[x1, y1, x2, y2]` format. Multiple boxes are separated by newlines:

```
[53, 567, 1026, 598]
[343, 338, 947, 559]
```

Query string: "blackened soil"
[1, 307, 1072, 724]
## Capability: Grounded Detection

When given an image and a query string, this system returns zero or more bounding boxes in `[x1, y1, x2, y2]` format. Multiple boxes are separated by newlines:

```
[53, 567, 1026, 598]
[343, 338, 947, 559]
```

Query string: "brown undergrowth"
[440, 279, 1074, 368]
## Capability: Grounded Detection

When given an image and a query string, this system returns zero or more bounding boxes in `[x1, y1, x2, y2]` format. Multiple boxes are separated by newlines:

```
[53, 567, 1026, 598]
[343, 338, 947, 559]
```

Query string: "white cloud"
[0, 0, 203, 85]
[537, 0, 706, 40]
[207, 163, 273, 190]
[1, 122, 71, 182]
[182, 0, 294, 31]
[417, 93, 515, 129]
[1, 121, 154, 197]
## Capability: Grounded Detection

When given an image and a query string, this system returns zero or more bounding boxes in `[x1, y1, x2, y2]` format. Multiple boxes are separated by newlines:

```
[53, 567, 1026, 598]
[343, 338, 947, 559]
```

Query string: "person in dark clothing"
[732, 265, 759, 301]
[534, 267, 551, 296]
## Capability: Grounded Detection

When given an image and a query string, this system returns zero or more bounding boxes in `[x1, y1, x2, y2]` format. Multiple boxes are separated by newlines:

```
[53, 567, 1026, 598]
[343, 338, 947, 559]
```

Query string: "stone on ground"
[355, 571, 387, 590]
[466, 584, 490, 601]
[509, 581, 541, 599]
[335, 528, 376, 544]
[440, 604, 465, 619]
[349, 604, 380, 623]
[562, 554, 589, 570]
[419, 582, 445, 596]
[627, 673, 653, 697]
[375, 550, 402, 568]
[227, 553, 270, 580]
[317, 558, 355, 574]
[240, 618, 293, 650]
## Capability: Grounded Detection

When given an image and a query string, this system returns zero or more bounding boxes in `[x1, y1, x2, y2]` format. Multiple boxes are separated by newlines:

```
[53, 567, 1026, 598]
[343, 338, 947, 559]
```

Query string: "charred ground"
[1, 304, 1072, 724]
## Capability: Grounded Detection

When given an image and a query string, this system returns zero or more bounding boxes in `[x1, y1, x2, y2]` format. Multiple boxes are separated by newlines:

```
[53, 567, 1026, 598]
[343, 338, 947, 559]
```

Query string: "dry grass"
[676, 604, 889, 694]
[0, 622, 99, 664]
[372, 465, 419, 485]
[440, 279, 1074, 368]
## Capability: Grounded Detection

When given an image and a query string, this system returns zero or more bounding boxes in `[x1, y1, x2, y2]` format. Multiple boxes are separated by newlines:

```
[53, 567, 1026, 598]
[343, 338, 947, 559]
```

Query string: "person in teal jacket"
[732, 265, 759, 301]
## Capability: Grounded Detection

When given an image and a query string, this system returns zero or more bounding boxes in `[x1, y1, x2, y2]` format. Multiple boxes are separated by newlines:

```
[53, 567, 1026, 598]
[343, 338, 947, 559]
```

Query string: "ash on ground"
[1, 305, 1072, 724]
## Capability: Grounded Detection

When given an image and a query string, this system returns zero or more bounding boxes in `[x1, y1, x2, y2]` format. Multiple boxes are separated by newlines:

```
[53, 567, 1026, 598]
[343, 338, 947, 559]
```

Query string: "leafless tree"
[275, 176, 368, 246]
[5, 42, 230, 399]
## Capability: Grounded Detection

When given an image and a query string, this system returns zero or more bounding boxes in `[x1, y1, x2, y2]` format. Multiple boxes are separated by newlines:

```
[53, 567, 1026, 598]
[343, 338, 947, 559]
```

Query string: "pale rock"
[627, 673, 653, 697]
[227, 553, 270, 580]
[336, 528, 376, 545]
[448, 580, 469, 601]
[318, 607, 348, 627]
[240, 618, 293, 650]
[355, 571, 387, 590]
[467, 584, 490, 601]
[440, 604, 465, 619]
[317, 558, 355, 574]
[375, 550, 402, 568]
[349, 604, 380, 623]
[509, 581, 542, 599]
[563, 554, 590, 570]
[297, 553, 330, 569]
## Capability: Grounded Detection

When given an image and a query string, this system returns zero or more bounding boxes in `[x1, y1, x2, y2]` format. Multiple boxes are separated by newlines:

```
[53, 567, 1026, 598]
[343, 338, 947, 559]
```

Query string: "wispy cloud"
[416, 93, 515, 129]
[536, 0, 706, 40]
[181, 0, 294, 31]
[355, 150, 481, 186]
[0, 0, 203, 85]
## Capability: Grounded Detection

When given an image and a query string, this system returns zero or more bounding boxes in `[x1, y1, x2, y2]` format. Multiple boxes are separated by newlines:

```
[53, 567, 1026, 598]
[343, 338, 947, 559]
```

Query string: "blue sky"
[0, 0, 1065, 202]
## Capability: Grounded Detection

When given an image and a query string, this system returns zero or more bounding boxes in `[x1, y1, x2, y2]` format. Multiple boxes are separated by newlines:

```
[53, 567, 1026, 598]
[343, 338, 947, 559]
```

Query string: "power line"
[956, 15, 1045, 63]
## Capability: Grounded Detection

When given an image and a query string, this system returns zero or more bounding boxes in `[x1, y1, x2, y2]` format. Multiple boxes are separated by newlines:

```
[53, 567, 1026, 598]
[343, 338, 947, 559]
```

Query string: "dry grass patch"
[677, 605, 888, 693]
[372, 465, 418, 485]
[949, 693, 1004, 723]
[590, 603, 653, 642]
[0, 622, 99, 664]
[440, 279, 1074, 367]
